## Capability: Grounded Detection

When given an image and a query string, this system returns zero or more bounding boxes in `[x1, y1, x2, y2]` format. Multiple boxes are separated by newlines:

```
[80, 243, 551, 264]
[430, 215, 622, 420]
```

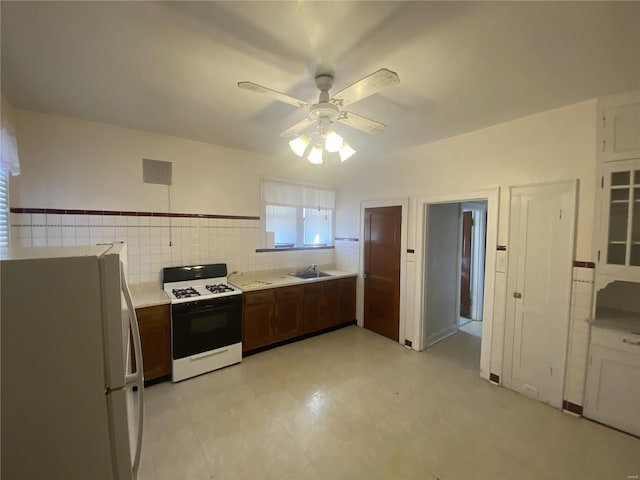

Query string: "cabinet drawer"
[591, 327, 640, 354]
[244, 290, 275, 306]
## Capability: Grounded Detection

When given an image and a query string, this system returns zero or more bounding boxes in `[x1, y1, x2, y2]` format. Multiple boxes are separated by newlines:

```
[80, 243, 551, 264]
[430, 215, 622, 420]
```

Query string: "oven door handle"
[190, 348, 229, 361]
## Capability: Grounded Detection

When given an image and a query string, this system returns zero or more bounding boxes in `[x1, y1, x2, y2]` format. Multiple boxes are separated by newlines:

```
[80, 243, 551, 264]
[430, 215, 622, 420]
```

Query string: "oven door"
[171, 295, 242, 360]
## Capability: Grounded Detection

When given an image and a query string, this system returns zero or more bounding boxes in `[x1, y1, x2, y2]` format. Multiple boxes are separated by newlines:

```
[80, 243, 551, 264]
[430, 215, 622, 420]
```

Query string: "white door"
[423, 203, 461, 347]
[503, 181, 576, 408]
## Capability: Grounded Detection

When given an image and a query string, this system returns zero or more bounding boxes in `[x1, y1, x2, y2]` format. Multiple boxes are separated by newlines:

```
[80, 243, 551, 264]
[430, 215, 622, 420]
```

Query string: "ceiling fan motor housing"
[309, 102, 339, 121]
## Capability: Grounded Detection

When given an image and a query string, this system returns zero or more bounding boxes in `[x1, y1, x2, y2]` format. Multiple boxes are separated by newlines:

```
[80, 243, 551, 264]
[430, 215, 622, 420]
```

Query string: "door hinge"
[559, 209, 562, 219]
[602, 115, 606, 128]
[550, 366, 553, 377]
[602, 139, 606, 152]
[597, 250, 601, 262]
[601, 176, 604, 189]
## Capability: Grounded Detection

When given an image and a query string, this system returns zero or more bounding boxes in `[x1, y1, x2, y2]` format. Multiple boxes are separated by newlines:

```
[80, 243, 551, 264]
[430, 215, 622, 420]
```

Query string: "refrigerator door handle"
[120, 265, 144, 478]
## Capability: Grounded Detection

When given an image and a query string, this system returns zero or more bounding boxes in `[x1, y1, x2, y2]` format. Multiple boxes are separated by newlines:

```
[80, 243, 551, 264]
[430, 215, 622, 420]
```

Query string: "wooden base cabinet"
[273, 286, 304, 342]
[242, 290, 275, 352]
[339, 276, 357, 324]
[243, 276, 357, 353]
[135, 304, 171, 382]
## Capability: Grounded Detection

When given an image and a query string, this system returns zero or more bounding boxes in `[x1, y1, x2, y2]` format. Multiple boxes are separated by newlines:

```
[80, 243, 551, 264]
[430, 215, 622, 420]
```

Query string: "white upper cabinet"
[595, 91, 640, 284]
[599, 91, 640, 163]
[597, 159, 640, 282]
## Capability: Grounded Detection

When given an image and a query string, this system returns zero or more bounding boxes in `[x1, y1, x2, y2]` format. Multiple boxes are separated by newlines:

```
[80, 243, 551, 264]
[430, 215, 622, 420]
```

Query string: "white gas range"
[162, 263, 242, 382]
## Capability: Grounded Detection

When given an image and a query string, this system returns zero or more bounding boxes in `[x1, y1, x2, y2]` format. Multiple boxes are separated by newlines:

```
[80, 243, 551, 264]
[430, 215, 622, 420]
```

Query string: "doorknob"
[513, 292, 522, 299]
[363, 273, 368, 279]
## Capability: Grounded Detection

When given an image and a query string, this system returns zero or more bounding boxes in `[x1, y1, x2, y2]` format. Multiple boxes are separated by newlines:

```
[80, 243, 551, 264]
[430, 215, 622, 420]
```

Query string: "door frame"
[414, 188, 499, 381]
[463, 202, 488, 321]
[503, 179, 577, 409]
[359, 198, 408, 346]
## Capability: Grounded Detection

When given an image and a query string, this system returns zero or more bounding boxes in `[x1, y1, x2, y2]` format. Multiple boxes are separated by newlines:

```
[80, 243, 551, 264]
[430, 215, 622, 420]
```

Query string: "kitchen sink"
[290, 271, 331, 279]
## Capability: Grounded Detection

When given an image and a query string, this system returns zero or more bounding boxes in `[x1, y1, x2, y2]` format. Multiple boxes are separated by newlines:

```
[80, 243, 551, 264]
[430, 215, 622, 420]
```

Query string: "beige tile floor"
[140, 326, 639, 480]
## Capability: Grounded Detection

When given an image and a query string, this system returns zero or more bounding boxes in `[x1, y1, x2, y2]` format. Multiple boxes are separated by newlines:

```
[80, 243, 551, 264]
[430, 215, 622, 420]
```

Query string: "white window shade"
[263, 180, 335, 210]
[1, 96, 20, 176]
[0, 170, 8, 247]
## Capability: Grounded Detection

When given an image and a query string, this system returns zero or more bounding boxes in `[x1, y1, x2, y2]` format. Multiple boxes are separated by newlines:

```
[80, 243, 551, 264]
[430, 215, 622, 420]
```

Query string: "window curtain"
[262, 180, 335, 209]
[1, 96, 20, 176]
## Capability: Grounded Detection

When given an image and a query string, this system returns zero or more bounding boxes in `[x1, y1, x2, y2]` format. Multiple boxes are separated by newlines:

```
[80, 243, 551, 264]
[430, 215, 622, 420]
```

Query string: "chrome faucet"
[304, 264, 317, 273]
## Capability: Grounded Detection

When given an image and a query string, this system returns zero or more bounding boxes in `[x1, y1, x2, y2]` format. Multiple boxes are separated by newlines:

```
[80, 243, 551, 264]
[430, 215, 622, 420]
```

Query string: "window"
[0, 169, 8, 247]
[263, 180, 335, 249]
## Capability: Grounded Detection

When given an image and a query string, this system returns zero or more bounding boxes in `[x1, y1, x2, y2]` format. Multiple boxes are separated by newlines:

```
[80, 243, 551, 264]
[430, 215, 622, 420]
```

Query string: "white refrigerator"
[1, 243, 144, 480]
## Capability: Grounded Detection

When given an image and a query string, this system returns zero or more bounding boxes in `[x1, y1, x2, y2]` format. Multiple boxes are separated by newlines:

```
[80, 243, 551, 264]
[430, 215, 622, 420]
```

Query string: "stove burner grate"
[205, 283, 234, 294]
[172, 287, 200, 299]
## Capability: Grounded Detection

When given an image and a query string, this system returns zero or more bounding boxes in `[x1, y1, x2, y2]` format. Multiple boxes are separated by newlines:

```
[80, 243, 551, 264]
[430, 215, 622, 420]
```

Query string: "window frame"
[261, 179, 335, 251]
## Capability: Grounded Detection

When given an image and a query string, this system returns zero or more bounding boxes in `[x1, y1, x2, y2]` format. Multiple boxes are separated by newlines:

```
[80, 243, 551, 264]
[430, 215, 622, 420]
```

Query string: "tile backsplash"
[10, 211, 334, 284]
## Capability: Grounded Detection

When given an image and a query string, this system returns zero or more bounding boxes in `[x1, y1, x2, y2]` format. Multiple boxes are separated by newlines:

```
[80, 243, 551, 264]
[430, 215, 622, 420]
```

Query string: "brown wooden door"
[273, 286, 304, 341]
[460, 211, 473, 318]
[364, 206, 402, 342]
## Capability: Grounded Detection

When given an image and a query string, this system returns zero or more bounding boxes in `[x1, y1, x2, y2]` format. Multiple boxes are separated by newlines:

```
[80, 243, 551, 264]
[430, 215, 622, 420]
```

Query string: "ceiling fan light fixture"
[338, 142, 356, 162]
[307, 144, 324, 164]
[324, 130, 343, 153]
[289, 135, 310, 157]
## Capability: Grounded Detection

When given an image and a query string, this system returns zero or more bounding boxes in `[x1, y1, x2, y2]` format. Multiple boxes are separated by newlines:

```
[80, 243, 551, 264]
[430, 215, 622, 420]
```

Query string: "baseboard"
[424, 325, 458, 348]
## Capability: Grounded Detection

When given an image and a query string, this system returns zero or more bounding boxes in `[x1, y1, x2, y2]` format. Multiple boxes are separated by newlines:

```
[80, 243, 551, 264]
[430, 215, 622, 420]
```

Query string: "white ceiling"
[2, 1, 639, 160]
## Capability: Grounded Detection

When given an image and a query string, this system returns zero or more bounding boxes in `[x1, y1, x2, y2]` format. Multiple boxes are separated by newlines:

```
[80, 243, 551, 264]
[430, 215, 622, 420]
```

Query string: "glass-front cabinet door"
[600, 159, 640, 280]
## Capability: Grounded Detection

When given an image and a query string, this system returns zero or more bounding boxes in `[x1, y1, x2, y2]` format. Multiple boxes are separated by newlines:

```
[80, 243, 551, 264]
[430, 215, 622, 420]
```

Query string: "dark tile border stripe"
[11, 207, 259, 221]
[489, 373, 500, 384]
[497, 245, 507, 251]
[573, 261, 596, 269]
[334, 237, 359, 242]
[562, 400, 583, 415]
[255, 246, 334, 253]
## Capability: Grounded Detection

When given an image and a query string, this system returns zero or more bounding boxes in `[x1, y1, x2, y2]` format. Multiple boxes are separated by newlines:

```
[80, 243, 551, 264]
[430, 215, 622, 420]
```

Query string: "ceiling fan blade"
[279, 117, 316, 137]
[238, 81, 310, 109]
[338, 111, 386, 134]
[330, 68, 400, 107]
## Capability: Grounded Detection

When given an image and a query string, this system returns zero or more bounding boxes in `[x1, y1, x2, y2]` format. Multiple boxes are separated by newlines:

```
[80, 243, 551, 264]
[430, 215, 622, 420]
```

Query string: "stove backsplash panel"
[9, 210, 334, 283]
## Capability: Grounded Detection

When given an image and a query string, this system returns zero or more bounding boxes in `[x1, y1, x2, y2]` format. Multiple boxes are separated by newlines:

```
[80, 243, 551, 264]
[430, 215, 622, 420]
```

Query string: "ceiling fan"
[238, 68, 400, 163]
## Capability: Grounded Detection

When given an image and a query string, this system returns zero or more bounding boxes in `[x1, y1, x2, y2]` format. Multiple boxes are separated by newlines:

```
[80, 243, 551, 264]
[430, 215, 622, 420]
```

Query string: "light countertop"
[129, 281, 170, 309]
[591, 307, 640, 334]
[229, 267, 357, 292]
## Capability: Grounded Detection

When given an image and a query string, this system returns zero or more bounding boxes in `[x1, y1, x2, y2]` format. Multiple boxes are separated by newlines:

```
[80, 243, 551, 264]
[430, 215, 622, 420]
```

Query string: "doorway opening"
[414, 189, 499, 381]
[459, 202, 487, 340]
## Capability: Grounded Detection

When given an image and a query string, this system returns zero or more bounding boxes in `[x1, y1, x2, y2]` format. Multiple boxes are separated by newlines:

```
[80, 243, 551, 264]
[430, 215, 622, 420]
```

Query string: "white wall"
[336, 99, 597, 260]
[8, 110, 339, 282]
[334, 99, 598, 389]
[11, 110, 339, 215]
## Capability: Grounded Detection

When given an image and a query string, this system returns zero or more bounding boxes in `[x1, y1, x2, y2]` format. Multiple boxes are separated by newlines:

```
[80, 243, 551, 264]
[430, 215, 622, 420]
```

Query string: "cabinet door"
[136, 305, 171, 381]
[303, 283, 324, 333]
[273, 286, 304, 342]
[339, 276, 357, 324]
[242, 291, 275, 352]
[598, 159, 640, 280]
[323, 280, 341, 328]
[602, 102, 640, 163]
[584, 344, 640, 436]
